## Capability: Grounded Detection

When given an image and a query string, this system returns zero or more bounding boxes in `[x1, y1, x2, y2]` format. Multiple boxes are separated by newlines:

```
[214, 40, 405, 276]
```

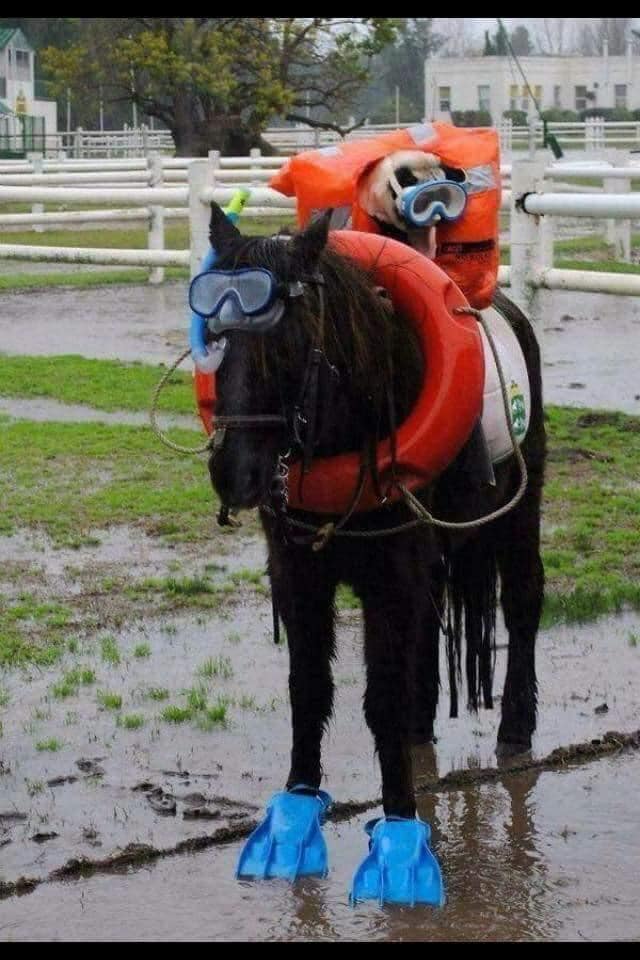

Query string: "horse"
[202, 201, 546, 898]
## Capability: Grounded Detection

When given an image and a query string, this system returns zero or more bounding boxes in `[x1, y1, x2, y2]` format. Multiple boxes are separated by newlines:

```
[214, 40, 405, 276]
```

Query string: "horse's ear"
[293, 209, 331, 263]
[209, 202, 242, 254]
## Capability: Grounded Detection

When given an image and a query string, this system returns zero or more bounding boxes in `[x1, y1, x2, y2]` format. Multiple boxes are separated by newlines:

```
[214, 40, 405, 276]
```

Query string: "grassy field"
[1, 352, 639, 669]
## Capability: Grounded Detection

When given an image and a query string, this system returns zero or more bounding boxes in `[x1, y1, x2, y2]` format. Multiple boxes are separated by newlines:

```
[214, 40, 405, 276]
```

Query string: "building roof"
[0, 28, 33, 51]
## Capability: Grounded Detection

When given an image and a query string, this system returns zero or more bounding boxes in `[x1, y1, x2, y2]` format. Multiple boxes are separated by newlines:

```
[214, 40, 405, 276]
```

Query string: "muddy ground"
[1, 282, 640, 940]
[0, 283, 638, 414]
[1, 524, 639, 941]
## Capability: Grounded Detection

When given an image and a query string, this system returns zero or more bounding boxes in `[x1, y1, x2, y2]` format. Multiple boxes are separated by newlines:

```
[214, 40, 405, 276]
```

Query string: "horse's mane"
[215, 233, 423, 429]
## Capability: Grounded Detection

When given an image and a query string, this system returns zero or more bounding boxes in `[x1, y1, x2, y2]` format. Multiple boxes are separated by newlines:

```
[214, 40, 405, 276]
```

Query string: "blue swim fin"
[237, 786, 332, 881]
[350, 816, 445, 906]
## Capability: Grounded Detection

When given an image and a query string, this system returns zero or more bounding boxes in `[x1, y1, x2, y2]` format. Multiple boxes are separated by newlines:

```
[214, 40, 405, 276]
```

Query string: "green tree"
[40, 18, 397, 155]
[351, 19, 441, 123]
[509, 25, 533, 56]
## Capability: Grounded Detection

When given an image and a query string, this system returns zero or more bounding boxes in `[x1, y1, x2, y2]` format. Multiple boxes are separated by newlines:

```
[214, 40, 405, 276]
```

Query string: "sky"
[433, 18, 640, 52]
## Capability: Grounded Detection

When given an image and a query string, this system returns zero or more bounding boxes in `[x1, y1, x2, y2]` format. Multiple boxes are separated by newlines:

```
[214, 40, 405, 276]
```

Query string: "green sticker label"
[510, 381, 527, 438]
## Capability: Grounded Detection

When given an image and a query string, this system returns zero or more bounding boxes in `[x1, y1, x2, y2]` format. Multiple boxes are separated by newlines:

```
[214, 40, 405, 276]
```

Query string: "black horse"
[206, 203, 545, 825]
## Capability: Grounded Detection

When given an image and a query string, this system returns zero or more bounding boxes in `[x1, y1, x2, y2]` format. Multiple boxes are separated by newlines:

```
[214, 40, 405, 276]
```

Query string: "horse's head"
[203, 203, 421, 513]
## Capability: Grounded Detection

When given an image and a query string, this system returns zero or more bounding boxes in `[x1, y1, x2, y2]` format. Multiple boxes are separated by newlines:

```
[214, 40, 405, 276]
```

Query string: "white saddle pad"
[479, 306, 530, 464]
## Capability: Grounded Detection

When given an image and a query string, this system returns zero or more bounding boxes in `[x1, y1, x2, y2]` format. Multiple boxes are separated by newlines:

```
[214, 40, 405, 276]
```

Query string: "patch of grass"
[0, 592, 73, 666]
[199, 699, 229, 730]
[556, 258, 640, 275]
[225, 631, 242, 645]
[147, 687, 170, 701]
[26, 779, 45, 796]
[186, 684, 208, 712]
[160, 704, 192, 724]
[0, 688, 9, 708]
[133, 642, 151, 659]
[541, 406, 640, 620]
[100, 635, 121, 665]
[198, 655, 233, 680]
[0, 354, 195, 416]
[118, 713, 145, 730]
[0, 419, 217, 546]
[35, 737, 63, 752]
[97, 690, 123, 711]
[238, 694, 257, 711]
[336, 584, 360, 611]
[629, 633, 639, 648]
[229, 568, 264, 587]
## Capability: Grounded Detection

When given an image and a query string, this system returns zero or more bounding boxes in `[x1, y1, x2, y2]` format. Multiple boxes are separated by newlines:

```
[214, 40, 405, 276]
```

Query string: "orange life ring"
[194, 230, 484, 514]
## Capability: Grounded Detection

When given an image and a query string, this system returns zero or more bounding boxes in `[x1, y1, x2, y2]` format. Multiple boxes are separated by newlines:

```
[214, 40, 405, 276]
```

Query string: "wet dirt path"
[0, 284, 639, 413]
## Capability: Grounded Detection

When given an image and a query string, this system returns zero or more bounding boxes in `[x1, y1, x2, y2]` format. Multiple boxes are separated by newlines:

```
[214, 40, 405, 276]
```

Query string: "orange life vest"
[270, 122, 501, 309]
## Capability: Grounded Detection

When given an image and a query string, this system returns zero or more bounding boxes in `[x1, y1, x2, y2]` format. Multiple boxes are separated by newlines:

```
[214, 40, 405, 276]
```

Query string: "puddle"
[0, 396, 195, 430]
[1, 753, 638, 940]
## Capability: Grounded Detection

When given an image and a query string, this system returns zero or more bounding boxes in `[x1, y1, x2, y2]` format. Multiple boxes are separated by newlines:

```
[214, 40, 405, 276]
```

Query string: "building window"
[478, 85, 491, 113]
[554, 85, 562, 108]
[509, 84, 519, 111]
[575, 85, 588, 111]
[615, 84, 627, 110]
[438, 86, 451, 112]
[0, 77, 6, 99]
[520, 85, 529, 113]
[533, 85, 542, 107]
[15, 49, 30, 82]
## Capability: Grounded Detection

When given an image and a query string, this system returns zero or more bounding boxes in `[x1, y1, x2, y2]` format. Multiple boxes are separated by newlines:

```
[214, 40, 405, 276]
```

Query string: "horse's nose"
[209, 435, 274, 509]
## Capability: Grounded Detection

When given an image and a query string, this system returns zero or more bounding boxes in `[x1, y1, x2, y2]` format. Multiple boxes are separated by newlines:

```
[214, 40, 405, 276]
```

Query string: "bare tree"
[533, 18, 570, 55]
[436, 19, 477, 57]
[578, 18, 631, 55]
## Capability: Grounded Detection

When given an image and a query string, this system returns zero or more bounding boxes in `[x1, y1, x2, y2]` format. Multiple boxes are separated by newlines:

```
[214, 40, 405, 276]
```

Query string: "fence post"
[148, 153, 165, 284]
[585, 117, 594, 152]
[28, 152, 45, 234]
[74, 127, 83, 159]
[249, 146, 261, 185]
[604, 149, 631, 262]
[189, 158, 212, 278]
[510, 159, 547, 344]
[527, 115, 537, 160]
[142, 124, 150, 158]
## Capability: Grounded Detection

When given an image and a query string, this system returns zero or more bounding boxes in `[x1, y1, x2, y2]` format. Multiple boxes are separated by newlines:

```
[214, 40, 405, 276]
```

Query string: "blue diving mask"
[189, 267, 303, 335]
[397, 179, 468, 228]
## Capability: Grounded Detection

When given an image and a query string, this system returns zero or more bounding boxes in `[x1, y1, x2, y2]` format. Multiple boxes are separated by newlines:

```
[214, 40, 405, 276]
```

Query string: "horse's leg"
[495, 480, 545, 754]
[359, 575, 420, 818]
[270, 546, 337, 790]
[411, 559, 445, 745]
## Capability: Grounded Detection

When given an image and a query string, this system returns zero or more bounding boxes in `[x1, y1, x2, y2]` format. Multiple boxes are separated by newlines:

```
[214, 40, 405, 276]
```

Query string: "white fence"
[3, 125, 176, 159]
[0, 155, 638, 335]
[262, 117, 640, 155]
[14, 117, 640, 160]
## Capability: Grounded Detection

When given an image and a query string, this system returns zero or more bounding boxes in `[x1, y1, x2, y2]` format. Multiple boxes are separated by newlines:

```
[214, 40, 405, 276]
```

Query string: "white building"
[0, 27, 57, 143]
[425, 45, 640, 122]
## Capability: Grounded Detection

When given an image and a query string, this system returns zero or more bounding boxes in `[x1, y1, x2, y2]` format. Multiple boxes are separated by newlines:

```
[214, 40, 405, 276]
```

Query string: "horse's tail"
[443, 538, 498, 717]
